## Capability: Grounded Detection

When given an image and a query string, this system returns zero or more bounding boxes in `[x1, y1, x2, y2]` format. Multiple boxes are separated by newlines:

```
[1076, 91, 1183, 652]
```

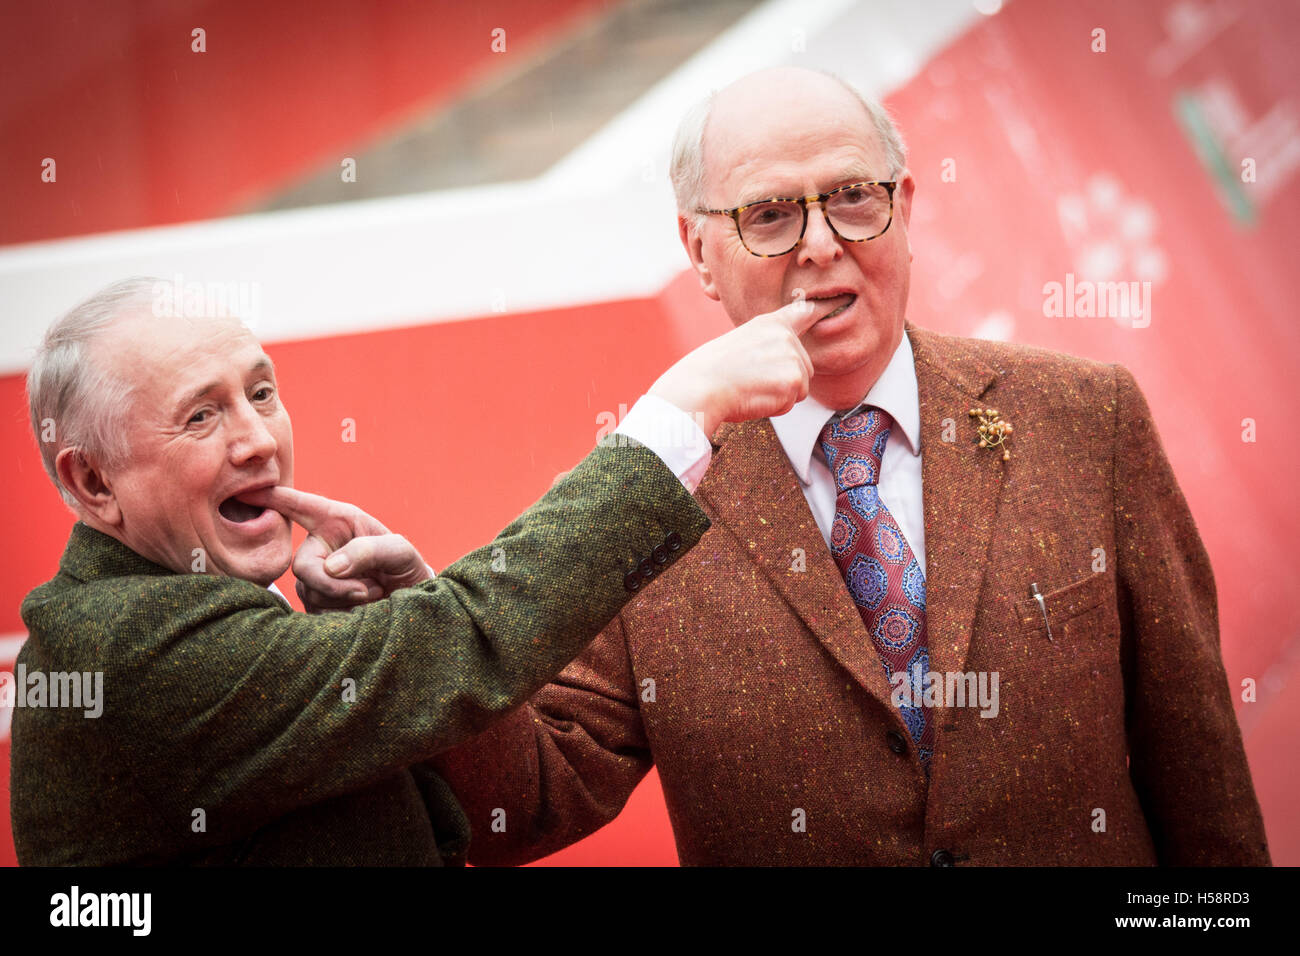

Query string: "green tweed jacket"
[11, 440, 709, 865]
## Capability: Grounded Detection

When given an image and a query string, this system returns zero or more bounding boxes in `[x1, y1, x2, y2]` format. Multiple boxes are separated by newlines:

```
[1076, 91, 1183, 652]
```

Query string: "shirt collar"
[770, 329, 920, 486]
[267, 581, 291, 607]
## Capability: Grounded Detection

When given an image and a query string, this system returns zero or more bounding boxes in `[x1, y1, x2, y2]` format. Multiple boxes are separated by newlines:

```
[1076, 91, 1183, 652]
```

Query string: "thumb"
[325, 534, 427, 583]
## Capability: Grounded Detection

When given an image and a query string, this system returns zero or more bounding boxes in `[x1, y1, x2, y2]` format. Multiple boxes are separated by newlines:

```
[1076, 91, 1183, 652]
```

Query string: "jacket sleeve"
[427, 611, 654, 866]
[1112, 364, 1270, 865]
[106, 440, 705, 849]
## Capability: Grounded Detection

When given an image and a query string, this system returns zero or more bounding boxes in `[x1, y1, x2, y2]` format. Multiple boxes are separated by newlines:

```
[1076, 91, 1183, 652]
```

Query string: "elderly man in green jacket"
[10, 276, 818, 865]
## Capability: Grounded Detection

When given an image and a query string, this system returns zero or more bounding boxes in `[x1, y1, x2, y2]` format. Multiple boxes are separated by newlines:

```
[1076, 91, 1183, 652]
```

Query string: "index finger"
[764, 297, 819, 336]
[237, 485, 337, 533]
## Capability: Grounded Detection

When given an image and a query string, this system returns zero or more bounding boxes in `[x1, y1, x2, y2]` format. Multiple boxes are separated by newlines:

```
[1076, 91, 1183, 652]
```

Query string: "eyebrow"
[735, 164, 883, 207]
[174, 356, 275, 414]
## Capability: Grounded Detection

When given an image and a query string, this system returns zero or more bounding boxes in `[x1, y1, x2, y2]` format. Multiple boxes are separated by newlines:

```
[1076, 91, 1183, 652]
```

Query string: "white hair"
[27, 277, 159, 508]
[670, 70, 908, 228]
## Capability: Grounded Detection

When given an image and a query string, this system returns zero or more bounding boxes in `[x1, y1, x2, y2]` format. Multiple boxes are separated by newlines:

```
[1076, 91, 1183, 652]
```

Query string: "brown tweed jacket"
[10, 441, 709, 865]
[433, 325, 1271, 866]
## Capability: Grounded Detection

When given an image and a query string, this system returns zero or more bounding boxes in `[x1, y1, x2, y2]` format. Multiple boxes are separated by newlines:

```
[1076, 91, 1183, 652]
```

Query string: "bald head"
[670, 67, 907, 219]
[92, 309, 258, 401]
[707, 68, 875, 150]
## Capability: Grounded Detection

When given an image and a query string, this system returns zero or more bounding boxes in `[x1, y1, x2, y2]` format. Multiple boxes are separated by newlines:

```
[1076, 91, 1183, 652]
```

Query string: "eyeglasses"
[698, 181, 897, 257]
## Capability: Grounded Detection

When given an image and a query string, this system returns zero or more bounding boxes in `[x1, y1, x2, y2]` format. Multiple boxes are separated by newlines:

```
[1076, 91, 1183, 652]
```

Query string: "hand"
[647, 298, 818, 436]
[239, 486, 434, 613]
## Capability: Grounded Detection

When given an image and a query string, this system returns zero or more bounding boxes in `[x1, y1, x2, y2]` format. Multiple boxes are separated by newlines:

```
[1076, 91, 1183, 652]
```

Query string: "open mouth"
[808, 293, 857, 322]
[218, 496, 268, 523]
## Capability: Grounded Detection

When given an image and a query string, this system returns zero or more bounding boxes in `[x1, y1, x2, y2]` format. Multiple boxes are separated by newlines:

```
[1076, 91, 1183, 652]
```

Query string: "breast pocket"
[1014, 572, 1114, 647]
[1010, 572, 1122, 740]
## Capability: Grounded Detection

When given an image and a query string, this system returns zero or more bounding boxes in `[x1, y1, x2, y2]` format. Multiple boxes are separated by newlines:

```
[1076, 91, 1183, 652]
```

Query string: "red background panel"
[0, 0, 611, 246]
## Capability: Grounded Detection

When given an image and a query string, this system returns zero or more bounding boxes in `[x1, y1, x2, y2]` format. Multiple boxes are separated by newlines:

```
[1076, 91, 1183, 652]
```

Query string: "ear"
[678, 215, 720, 301]
[896, 170, 917, 259]
[55, 446, 122, 527]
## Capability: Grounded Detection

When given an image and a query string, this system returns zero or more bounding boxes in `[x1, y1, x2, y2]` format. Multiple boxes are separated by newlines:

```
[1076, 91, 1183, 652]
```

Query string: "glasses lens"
[736, 201, 803, 255]
[826, 184, 892, 240]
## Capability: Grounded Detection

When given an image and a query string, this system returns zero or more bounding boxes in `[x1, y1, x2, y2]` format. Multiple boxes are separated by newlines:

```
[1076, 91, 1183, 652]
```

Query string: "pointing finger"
[238, 486, 336, 534]
[240, 485, 391, 541]
[766, 297, 820, 336]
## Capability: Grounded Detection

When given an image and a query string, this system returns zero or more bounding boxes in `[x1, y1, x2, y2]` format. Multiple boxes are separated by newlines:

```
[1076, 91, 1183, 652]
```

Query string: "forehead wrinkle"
[733, 159, 884, 207]
[724, 143, 882, 206]
[703, 78, 888, 206]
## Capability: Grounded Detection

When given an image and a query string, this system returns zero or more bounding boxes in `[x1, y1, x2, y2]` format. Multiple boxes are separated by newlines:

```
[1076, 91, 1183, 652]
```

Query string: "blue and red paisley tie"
[819, 408, 933, 772]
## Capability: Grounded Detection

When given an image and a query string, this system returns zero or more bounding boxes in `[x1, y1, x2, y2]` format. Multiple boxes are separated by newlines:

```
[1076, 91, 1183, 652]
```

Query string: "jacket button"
[638, 558, 655, 579]
[930, 849, 955, 867]
[623, 571, 641, 593]
[665, 531, 682, 552]
[652, 544, 668, 565]
[885, 730, 907, 755]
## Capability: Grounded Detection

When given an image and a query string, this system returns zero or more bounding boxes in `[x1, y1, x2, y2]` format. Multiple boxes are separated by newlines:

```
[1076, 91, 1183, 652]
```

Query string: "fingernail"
[325, 552, 351, 575]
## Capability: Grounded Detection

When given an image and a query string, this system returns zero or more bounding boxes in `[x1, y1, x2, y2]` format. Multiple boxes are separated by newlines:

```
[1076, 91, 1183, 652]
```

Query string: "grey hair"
[670, 70, 908, 229]
[27, 276, 160, 507]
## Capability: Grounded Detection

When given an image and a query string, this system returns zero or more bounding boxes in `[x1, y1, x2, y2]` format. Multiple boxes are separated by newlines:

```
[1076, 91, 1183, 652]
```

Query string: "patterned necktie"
[819, 408, 933, 772]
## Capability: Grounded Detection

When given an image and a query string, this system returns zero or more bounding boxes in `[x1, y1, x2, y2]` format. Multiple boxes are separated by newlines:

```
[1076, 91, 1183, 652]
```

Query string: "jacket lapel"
[696, 419, 899, 709]
[908, 327, 1003, 682]
[695, 325, 1004, 714]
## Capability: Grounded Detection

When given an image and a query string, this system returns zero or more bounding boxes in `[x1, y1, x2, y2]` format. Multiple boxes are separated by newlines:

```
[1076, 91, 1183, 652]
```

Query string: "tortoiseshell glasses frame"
[697, 181, 897, 257]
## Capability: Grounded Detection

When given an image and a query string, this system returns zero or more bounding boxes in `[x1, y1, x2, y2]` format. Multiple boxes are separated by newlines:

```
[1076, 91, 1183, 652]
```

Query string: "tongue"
[219, 497, 265, 523]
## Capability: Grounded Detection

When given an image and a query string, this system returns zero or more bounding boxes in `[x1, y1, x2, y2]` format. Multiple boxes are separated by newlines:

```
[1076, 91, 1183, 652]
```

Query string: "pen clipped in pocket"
[1015, 572, 1112, 644]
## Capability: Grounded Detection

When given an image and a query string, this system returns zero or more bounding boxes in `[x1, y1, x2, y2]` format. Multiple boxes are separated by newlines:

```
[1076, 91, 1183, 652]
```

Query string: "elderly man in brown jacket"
[402, 68, 1268, 866]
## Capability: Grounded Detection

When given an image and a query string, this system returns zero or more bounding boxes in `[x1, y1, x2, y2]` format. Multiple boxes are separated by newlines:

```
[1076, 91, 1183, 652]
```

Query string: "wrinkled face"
[97, 313, 294, 585]
[684, 72, 916, 403]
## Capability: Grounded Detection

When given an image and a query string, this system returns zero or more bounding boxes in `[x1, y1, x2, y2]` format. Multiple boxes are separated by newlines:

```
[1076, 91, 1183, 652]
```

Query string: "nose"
[795, 199, 843, 267]
[228, 398, 278, 466]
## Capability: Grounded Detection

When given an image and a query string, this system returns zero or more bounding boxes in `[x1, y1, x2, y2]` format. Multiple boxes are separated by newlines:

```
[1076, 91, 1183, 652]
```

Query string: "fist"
[647, 298, 818, 436]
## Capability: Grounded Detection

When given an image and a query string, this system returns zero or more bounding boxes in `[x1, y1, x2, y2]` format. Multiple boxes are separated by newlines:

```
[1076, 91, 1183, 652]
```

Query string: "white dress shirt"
[613, 392, 712, 493]
[769, 331, 926, 574]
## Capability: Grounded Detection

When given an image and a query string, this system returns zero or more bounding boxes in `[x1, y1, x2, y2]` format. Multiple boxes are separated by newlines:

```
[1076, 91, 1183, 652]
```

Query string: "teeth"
[817, 295, 854, 320]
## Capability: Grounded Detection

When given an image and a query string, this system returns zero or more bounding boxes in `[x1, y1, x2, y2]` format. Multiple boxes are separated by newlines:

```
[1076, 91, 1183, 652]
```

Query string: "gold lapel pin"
[969, 407, 1013, 461]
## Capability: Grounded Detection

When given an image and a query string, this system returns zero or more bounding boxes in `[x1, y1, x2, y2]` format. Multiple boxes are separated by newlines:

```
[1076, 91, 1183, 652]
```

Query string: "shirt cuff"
[613, 394, 712, 494]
